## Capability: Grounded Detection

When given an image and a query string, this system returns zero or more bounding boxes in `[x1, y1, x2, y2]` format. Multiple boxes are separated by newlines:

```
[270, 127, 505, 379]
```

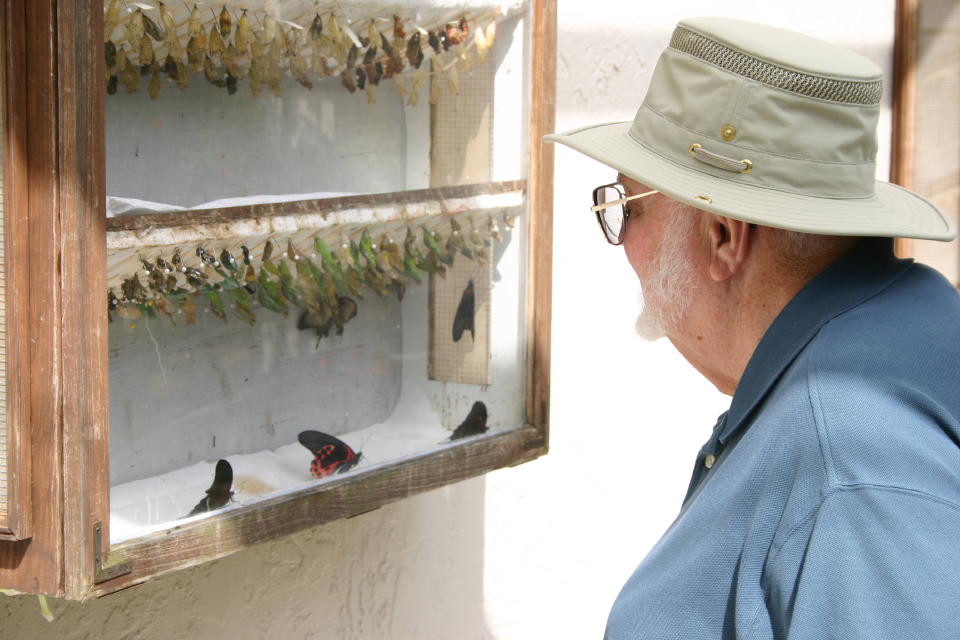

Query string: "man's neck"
[668, 287, 789, 396]
[668, 237, 858, 396]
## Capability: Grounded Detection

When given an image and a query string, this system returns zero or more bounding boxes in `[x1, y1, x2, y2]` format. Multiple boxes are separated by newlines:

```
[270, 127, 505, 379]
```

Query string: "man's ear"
[704, 215, 752, 281]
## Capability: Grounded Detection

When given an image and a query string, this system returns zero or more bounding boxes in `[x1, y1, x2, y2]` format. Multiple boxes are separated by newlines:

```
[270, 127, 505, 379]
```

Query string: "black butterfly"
[450, 401, 488, 440]
[452, 279, 475, 342]
[186, 459, 234, 517]
[297, 430, 362, 478]
[298, 296, 358, 344]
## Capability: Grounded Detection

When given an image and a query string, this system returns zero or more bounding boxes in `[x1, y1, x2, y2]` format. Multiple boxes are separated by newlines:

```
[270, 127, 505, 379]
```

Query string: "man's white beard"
[635, 213, 697, 341]
[635, 291, 669, 341]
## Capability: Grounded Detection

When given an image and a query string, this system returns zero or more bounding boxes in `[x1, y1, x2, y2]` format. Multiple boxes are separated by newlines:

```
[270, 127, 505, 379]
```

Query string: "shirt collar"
[718, 238, 912, 444]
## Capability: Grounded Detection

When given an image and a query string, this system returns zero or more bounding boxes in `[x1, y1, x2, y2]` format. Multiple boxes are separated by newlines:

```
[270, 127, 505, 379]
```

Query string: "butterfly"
[297, 296, 358, 345]
[452, 279, 475, 342]
[450, 401, 488, 440]
[297, 430, 362, 478]
[186, 459, 234, 517]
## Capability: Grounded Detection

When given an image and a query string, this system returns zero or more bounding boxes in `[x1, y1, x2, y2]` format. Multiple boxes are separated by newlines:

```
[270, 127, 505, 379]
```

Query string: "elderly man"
[548, 17, 960, 639]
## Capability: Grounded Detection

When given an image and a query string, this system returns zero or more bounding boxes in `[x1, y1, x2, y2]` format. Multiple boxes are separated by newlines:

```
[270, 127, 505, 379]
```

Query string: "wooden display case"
[0, 0, 554, 599]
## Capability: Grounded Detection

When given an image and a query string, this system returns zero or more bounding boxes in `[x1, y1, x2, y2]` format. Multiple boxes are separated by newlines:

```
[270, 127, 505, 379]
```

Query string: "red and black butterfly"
[297, 430, 362, 478]
[452, 279, 475, 343]
[449, 401, 488, 440]
[186, 459, 234, 517]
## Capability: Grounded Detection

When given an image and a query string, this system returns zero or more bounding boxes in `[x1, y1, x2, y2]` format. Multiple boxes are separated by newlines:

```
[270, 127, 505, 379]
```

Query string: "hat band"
[629, 105, 877, 199]
[670, 26, 883, 106]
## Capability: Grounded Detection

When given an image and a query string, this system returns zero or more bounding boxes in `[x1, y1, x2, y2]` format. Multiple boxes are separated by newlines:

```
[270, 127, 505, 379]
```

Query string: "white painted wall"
[0, 2, 895, 637]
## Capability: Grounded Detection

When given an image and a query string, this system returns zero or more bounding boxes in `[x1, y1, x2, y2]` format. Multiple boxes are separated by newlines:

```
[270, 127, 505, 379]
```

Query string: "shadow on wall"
[0, 478, 492, 640]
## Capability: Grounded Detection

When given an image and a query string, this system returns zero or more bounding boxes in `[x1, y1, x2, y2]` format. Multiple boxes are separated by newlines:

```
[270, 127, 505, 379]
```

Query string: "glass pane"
[602, 209, 624, 242]
[105, 0, 532, 542]
[597, 185, 622, 206]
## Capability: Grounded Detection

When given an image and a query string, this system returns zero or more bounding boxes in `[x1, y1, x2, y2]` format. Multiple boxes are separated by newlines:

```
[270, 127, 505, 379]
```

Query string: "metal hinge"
[93, 522, 131, 584]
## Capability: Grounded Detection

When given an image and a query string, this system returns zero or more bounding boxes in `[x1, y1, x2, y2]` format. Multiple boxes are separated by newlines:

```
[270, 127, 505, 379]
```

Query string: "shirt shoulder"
[763, 481, 960, 639]
[803, 263, 960, 502]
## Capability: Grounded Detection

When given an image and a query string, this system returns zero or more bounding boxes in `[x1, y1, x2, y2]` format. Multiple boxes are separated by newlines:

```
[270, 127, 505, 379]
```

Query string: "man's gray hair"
[770, 228, 859, 269]
[667, 199, 858, 271]
[774, 229, 850, 257]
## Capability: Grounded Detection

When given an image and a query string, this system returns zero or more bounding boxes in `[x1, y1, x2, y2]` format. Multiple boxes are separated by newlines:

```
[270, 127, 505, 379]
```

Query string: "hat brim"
[546, 122, 955, 241]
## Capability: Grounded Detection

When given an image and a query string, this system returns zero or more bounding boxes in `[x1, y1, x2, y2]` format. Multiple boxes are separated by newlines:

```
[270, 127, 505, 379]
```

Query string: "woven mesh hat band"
[669, 26, 883, 106]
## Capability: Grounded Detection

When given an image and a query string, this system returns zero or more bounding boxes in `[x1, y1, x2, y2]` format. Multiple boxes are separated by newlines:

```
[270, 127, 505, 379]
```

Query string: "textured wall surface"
[1, 481, 489, 639]
[0, 2, 895, 638]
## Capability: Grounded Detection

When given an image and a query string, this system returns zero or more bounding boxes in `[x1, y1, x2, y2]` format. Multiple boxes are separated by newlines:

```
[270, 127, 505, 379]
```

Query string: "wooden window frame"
[891, 0, 917, 259]
[0, 0, 555, 600]
[0, 0, 33, 543]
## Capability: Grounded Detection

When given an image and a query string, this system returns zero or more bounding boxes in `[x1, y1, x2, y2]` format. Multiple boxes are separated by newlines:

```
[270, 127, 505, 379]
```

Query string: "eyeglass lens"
[595, 185, 626, 244]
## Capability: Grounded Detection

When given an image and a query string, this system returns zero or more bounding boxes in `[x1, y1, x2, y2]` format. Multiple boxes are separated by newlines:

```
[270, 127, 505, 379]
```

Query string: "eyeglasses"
[591, 182, 659, 245]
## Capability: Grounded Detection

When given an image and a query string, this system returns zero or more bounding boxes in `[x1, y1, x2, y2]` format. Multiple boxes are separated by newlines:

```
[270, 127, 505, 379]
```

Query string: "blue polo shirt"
[605, 239, 960, 639]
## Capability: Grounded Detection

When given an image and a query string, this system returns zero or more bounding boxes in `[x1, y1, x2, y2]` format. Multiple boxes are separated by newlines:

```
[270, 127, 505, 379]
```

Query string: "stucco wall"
[0, 2, 894, 638]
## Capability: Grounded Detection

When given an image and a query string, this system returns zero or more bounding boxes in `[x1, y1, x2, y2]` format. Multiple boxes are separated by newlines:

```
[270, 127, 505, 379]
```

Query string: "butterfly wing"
[186, 495, 211, 517]
[298, 430, 347, 456]
[452, 279, 475, 342]
[206, 459, 235, 510]
[332, 296, 359, 336]
[450, 401, 488, 440]
[298, 430, 361, 478]
[332, 449, 361, 474]
[186, 459, 234, 517]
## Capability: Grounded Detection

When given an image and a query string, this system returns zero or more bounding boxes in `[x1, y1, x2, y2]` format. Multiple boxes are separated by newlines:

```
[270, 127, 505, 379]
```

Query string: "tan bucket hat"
[545, 16, 955, 241]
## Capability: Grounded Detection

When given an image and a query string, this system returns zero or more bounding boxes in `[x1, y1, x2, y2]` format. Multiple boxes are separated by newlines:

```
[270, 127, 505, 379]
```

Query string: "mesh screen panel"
[428, 49, 495, 382]
[910, 1, 960, 283]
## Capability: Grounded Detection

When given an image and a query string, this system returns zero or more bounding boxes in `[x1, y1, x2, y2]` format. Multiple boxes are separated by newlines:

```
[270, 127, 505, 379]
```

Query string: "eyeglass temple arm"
[590, 189, 658, 212]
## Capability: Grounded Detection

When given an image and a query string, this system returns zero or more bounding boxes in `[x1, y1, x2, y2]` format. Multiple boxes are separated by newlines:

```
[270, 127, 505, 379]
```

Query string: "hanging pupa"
[218, 6, 232, 38]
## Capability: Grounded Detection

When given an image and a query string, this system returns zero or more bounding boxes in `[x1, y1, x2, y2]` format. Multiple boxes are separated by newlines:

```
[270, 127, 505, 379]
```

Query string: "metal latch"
[93, 522, 131, 584]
